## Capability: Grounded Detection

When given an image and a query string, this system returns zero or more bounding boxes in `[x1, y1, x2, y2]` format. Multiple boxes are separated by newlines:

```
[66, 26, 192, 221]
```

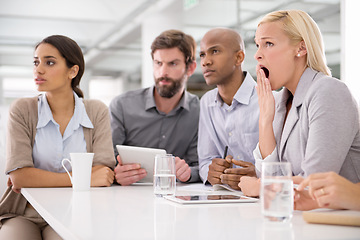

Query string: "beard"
[155, 75, 186, 98]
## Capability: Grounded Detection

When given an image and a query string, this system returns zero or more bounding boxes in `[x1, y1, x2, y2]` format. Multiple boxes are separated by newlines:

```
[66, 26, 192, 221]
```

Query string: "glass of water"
[153, 154, 176, 197]
[261, 162, 293, 222]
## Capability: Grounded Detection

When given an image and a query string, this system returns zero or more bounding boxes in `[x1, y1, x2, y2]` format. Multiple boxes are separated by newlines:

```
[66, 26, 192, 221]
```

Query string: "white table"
[21, 184, 360, 240]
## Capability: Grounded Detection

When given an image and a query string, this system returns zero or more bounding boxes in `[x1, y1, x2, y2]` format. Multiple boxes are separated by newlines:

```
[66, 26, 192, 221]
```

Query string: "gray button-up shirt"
[110, 86, 200, 182]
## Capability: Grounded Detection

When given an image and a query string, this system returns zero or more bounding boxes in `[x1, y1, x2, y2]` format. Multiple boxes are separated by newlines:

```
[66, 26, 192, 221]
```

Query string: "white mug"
[62, 153, 94, 191]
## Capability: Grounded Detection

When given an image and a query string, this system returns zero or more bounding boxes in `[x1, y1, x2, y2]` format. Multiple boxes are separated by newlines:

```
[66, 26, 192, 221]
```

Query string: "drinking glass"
[153, 154, 176, 197]
[261, 162, 293, 222]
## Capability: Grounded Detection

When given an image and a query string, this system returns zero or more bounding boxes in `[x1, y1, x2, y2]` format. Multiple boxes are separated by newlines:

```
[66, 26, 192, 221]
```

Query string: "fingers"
[239, 176, 261, 197]
[297, 175, 329, 199]
[207, 174, 222, 186]
[221, 173, 241, 190]
[209, 158, 231, 173]
[7, 178, 12, 187]
[224, 160, 256, 177]
[315, 194, 332, 208]
[114, 163, 146, 186]
[213, 157, 232, 168]
[175, 158, 191, 182]
[115, 163, 142, 173]
[225, 155, 233, 164]
[296, 172, 329, 191]
[91, 166, 115, 187]
[103, 167, 115, 186]
[231, 159, 250, 167]
[177, 167, 191, 182]
[115, 169, 147, 186]
[175, 157, 184, 172]
[107, 168, 115, 185]
[221, 174, 241, 190]
[256, 68, 266, 95]
[12, 185, 21, 194]
[116, 155, 122, 165]
[292, 175, 304, 185]
[221, 173, 240, 182]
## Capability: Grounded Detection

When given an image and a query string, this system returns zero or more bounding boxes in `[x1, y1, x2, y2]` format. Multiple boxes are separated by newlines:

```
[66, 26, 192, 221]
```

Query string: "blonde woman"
[239, 10, 360, 197]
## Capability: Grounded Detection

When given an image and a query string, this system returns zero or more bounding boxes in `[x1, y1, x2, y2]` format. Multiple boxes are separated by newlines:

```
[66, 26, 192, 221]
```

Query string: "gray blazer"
[254, 68, 360, 182]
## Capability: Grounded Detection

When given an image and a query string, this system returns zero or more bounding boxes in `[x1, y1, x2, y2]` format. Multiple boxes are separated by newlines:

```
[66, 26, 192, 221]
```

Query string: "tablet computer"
[116, 145, 167, 184]
[164, 194, 258, 204]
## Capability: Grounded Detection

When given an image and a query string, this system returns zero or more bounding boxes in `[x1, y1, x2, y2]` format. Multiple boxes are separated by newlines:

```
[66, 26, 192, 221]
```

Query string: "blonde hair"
[259, 10, 331, 76]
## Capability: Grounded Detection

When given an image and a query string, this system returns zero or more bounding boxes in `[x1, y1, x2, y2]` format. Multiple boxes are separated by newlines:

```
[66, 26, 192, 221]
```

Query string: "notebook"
[302, 209, 360, 227]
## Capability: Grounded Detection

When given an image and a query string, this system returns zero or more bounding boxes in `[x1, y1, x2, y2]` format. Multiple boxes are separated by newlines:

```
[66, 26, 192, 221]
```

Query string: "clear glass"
[261, 162, 293, 222]
[153, 154, 176, 197]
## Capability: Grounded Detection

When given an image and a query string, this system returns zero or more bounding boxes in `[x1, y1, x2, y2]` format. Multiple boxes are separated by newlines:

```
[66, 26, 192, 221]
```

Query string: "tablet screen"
[164, 194, 258, 204]
[176, 195, 244, 201]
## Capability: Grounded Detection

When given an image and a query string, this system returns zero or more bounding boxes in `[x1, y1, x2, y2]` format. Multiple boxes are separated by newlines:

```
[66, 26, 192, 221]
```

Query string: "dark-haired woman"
[0, 35, 115, 239]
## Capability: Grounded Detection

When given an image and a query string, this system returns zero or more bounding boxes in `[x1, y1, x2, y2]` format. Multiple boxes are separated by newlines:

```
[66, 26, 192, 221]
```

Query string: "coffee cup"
[62, 153, 94, 191]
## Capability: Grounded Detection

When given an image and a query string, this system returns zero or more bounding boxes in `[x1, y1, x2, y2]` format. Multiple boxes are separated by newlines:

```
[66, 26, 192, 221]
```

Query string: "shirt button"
[162, 135, 166, 139]
[228, 132, 232, 136]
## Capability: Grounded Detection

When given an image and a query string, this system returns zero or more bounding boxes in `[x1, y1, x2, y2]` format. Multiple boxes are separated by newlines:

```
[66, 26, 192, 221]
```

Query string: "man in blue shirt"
[198, 28, 259, 190]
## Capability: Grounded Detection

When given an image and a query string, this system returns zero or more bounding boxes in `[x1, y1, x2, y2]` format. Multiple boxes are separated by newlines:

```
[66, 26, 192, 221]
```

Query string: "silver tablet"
[164, 194, 258, 204]
[116, 145, 167, 184]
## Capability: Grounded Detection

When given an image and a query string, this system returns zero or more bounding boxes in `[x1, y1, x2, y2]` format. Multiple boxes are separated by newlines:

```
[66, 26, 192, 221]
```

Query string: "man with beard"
[110, 30, 200, 185]
[198, 28, 259, 190]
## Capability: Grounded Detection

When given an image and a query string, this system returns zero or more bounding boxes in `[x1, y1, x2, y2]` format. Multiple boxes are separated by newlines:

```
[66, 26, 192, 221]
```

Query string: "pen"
[223, 146, 228, 159]
[223, 146, 232, 178]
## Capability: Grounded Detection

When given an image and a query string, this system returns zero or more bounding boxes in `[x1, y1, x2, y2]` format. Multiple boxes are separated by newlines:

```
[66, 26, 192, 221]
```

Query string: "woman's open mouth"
[261, 67, 269, 78]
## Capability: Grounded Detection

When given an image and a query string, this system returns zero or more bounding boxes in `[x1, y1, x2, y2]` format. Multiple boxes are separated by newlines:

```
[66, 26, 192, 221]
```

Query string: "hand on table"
[295, 172, 360, 210]
[221, 159, 256, 190]
[238, 176, 260, 197]
[91, 165, 115, 187]
[207, 155, 233, 186]
[114, 155, 147, 186]
[175, 157, 191, 182]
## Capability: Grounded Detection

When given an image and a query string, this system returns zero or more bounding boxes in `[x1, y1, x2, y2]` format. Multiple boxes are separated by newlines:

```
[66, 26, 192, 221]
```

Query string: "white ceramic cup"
[62, 153, 94, 191]
[153, 154, 176, 197]
[260, 162, 293, 222]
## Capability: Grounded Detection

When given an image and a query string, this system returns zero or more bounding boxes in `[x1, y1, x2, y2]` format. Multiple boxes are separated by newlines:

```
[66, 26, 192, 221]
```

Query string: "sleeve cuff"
[253, 143, 278, 177]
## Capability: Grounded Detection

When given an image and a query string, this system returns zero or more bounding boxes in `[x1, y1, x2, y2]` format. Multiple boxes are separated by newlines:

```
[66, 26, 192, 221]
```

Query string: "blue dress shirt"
[198, 72, 260, 183]
[32, 93, 93, 173]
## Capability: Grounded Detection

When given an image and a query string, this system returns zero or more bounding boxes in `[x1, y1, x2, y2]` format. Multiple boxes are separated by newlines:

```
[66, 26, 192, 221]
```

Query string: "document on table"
[176, 183, 242, 194]
[303, 209, 360, 227]
[176, 183, 214, 192]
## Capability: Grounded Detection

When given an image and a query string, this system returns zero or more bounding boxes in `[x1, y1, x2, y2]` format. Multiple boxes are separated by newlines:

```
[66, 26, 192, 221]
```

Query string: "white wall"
[342, 0, 360, 104]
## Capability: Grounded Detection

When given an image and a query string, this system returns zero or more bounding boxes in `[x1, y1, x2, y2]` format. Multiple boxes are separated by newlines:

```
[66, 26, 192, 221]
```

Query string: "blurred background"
[1, 0, 358, 193]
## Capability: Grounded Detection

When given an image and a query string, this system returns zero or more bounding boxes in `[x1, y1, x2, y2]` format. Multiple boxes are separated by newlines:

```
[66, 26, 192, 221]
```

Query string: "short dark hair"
[35, 35, 85, 98]
[151, 29, 196, 68]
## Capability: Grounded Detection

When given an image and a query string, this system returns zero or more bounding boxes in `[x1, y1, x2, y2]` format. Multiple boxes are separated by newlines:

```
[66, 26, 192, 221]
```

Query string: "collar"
[145, 86, 189, 112]
[37, 92, 93, 129]
[211, 71, 256, 107]
[292, 68, 320, 108]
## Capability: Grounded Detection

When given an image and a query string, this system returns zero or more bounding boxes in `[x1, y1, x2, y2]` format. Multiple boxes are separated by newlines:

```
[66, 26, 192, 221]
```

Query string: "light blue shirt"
[198, 72, 260, 183]
[32, 92, 93, 173]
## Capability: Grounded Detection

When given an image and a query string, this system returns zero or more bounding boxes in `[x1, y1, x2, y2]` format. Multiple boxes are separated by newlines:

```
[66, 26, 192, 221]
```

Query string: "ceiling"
[0, 0, 341, 84]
